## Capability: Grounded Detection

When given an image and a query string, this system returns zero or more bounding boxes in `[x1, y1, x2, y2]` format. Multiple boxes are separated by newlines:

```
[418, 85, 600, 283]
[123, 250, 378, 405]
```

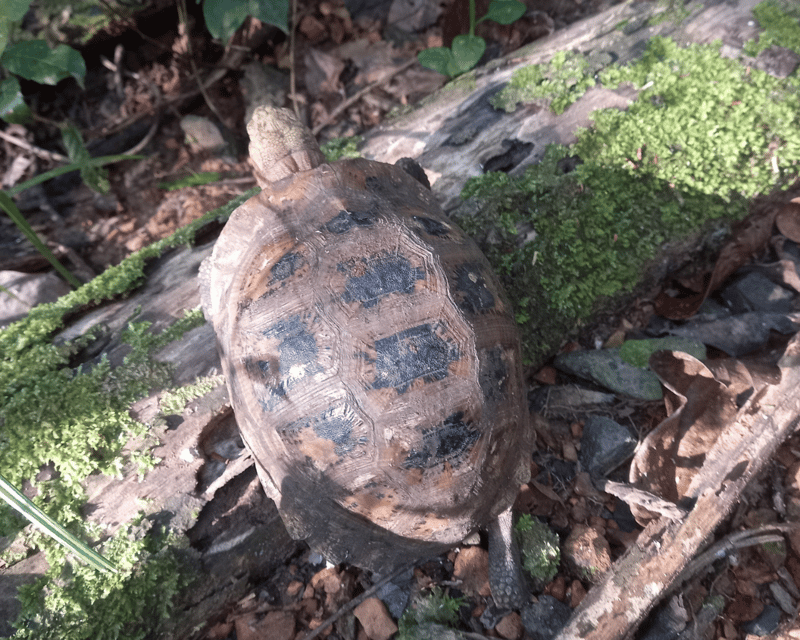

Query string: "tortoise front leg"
[487, 506, 527, 609]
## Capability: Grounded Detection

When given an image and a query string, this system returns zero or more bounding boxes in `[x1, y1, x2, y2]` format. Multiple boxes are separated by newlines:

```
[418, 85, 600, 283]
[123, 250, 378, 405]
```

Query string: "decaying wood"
[555, 333, 800, 640]
[361, 0, 764, 213]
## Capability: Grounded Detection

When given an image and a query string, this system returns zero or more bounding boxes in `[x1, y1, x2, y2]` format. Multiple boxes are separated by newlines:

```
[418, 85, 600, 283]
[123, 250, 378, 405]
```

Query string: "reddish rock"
[453, 546, 491, 597]
[495, 611, 523, 639]
[563, 523, 612, 583]
[353, 597, 398, 640]
[234, 611, 294, 640]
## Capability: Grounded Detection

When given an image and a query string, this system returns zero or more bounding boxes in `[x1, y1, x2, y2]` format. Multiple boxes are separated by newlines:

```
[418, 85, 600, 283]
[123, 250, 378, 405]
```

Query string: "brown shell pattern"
[203, 153, 532, 570]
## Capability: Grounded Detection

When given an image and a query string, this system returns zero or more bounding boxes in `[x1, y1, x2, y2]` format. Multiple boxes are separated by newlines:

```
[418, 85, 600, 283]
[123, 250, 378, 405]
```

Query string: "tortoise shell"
[201, 107, 533, 572]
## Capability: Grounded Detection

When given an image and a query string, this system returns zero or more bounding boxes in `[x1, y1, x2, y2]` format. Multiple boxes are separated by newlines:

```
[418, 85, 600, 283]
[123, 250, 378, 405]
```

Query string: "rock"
[562, 523, 612, 583]
[521, 595, 572, 640]
[234, 610, 294, 640]
[453, 546, 491, 597]
[553, 348, 663, 400]
[180, 115, 232, 156]
[353, 597, 398, 640]
[0, 270, 70, 327]
[721, 271, 795, 313]
[740, 604, 781, 636]
[579, 416, 637, 479]
[495, 611, 523, 639]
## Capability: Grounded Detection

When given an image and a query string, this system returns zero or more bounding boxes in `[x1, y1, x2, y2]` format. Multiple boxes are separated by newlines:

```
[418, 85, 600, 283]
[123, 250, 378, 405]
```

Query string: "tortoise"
[200, 106, 534, 608]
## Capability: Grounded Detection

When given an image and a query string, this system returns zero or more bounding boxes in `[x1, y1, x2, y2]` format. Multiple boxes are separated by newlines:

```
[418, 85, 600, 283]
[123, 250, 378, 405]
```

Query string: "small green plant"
[397, 587, 464, 640]
[201, 0, 289, 41]
[417, 0, 526, 77]
[515, 514, 560, 585]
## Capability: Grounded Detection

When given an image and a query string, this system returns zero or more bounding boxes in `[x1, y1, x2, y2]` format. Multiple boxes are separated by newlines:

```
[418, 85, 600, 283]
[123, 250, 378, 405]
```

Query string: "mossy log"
[1, 0, 794, 637]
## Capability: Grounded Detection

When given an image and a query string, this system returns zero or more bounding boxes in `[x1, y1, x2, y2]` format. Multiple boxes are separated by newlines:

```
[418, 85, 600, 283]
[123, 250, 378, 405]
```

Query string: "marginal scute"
[201, 106, 534, 577]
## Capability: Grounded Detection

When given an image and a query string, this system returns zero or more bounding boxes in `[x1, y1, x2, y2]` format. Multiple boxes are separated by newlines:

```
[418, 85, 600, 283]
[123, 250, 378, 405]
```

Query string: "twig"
[677, 522, 800, 586]
[311, 58, 417, 136]
[176, 0, 223, 123]
[300, 563, 412, 640]
[290, 0, 299, 118]
[0, 130, 68, 163]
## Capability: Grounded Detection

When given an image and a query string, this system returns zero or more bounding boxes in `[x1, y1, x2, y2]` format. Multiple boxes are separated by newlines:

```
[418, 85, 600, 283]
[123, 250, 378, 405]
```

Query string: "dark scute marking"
[395, 157, 431, 189]
[325, 208, 376, 234]
[340, 255, 425, 308]
[271, 251, 305, 283]
[413, 216, 449, 237]
[372, 323, 459, 393]
[404, 412, 480, 469]
[244, 357, 285, 412]
[479, 347, 509, 405]
[455, 263, 496, 313]
[280, 405, 364, 457]
[261, 315, 320, 392]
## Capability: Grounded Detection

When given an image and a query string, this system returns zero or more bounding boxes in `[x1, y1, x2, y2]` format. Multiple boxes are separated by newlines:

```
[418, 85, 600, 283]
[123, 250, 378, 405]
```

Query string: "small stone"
[0, 271, 71, 327]
[740, 604, 781, 636]
[311, 566, 342, 594]
[453, 546, 491, 597]
[353, 597, 398, 640]
[495, 611, 523, 639]
[521, 595, 571, 640]
[286, 579, 304, 597]
[569, 580, 587, 608]
[234, 611, 294, 640]
[562, 524, 612, 583]
[579, 416, 637, 479]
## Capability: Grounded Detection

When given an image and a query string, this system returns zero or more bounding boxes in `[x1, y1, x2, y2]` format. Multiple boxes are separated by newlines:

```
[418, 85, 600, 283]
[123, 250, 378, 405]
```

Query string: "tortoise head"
[247, 106, 326, 187]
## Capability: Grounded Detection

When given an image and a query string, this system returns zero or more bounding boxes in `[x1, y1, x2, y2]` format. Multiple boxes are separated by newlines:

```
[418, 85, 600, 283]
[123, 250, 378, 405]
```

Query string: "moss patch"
[0, 190, 251, 637]
[457, 31, 800, 364]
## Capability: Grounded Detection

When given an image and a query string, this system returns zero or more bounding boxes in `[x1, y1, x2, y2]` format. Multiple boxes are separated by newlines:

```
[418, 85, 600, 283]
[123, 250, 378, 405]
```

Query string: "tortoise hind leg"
[487, 506, 527, 609]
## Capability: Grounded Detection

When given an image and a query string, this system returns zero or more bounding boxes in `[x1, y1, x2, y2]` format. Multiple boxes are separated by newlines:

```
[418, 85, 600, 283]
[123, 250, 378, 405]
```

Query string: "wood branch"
[555, 333, 800, 640]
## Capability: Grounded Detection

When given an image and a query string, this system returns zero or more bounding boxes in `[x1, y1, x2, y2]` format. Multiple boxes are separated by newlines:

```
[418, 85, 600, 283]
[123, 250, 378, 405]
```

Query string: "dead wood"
[555, 332, 800, 640]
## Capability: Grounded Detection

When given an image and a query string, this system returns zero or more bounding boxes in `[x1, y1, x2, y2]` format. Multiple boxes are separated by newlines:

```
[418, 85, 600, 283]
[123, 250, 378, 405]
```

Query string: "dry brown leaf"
[655, 201, 784, 319]
[629, 351, 741, 524]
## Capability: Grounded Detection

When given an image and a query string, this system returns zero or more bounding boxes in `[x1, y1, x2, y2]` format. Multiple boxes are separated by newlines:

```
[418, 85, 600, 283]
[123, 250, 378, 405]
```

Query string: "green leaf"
[202, 0, 289, 41]
[451, 34, 486, 74]
[158, 171, 221, 190]
[0, 190, 82, 288]
[417, 47, 457, 76]
[62, 124, 110, 193]
[1, 40, 86, 88]
[481, 0, 526, 25]
[0, 76, 31, 124]
[0, 0, 32, 21]
[0, 473, 116, 573]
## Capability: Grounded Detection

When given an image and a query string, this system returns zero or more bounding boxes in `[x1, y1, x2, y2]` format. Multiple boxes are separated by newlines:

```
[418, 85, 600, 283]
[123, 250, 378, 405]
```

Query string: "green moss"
[587, 37, 800, 199]
[159, 374, 226, 416]
[461, 36, 798, 364]
[397, 587, 464, 640]
[515, 514, 560, 584]
[648, 0, 693, 27]
[619, 338, 706, 368]
[491, 50, 596, 115]
[745, 1, 800, 56]
[320, 136, 363, 162]
[0, 191, 251, 637]
[13, 522, 191, 640]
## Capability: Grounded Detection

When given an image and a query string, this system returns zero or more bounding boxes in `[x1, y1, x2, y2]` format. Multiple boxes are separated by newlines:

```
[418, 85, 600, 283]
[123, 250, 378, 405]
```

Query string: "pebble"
[521, 595, 572, 640]
[579, 416, 637, 479]
[562, 523, 612, 583]
[353, 597, 398, 640]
